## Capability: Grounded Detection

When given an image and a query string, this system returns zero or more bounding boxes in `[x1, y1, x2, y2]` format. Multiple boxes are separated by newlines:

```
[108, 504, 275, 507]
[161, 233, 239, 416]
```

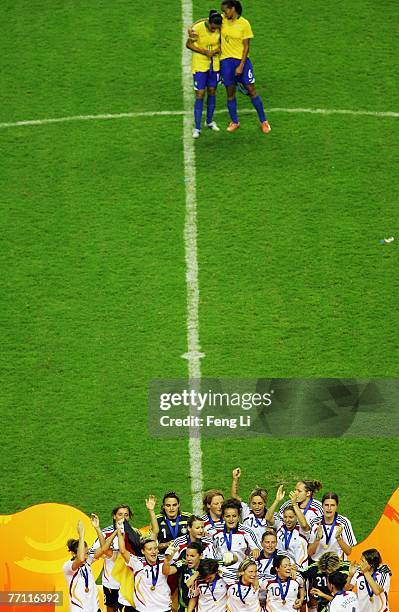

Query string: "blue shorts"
[193, 69, 220, 91]
[220, 57, 255, 87]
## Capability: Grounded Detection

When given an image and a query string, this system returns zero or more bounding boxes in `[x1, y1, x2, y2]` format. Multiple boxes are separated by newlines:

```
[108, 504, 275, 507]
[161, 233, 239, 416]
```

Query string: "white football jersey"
[193, 576, 228, 611]
[241, 502, 277, 544]
[227, 581, 262, 610]
[263, 577, 302, 611]
[279, 498, 323, 521]
[275, 523, 309, 569]
[126, 554, 171, 611]
[89, 524, 120, 589]
[308, 514, 356, 561]
[63, 555, 99, 612]
[173, 533, 213, 560]
[350, 569, 390, 612]
[201, 512, 225, 537]
[327, 590, 358, 610]
[211, 524, 260, 583]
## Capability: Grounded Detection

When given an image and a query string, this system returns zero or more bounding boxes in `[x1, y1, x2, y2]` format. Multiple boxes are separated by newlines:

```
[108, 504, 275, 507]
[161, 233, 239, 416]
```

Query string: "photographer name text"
[159, 415, 251, 429]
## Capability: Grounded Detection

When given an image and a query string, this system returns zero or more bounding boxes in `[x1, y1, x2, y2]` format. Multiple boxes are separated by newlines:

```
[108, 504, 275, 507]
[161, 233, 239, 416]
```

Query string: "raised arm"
[307, 524, 323, 557]
[117, 526, 131, 564]
[90, 513, 106, 548]
[289, 492, 310, 531]
[265, 485, 285, 524]
[71, 520, 86, 571]
[90, 513, 114, 560]
[145, 495, 159, 537]
[94, 529, 118, 560]
[162, 544, 179, 576]
[231, 467, 242, 499]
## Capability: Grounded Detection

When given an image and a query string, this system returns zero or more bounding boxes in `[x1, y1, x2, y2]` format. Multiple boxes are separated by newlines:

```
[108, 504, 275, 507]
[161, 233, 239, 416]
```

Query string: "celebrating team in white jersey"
[62, 472, 393, 612]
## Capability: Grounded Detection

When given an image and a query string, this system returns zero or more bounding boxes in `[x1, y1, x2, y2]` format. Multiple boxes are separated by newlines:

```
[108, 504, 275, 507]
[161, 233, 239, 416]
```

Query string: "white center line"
[181, 0, 204, 515]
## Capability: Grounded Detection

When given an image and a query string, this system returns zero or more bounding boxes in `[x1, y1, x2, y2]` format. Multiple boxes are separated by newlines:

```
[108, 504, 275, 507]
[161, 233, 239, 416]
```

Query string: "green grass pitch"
[1, 0, 398, 543]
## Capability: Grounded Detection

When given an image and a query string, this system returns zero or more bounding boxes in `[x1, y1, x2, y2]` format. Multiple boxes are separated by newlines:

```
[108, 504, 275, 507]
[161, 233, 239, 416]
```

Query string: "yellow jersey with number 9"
[191, 21, 221, 73]
[220, 15, 253, 60]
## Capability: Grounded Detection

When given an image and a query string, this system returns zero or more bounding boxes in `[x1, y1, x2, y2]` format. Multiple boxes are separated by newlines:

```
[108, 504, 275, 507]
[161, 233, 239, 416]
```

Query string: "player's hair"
[282, 505, 296, 515]
[162, 490, 180, 508]
[208, 9, 223, 25]
[270, 554, 290, 575]
[327, 571, 347, 591]
[140, 536, 157, 549]
[67, 538, 87, 554]
[187, 515, 204, 528]
[221, 0, 243, 15]
[317, 552, 341, 574]
[237, 558, 257, 578]
[248, 487, 268, 505]
[197, 558, 219, 578]
[112, 504, 133, 519]
[187, 542, 203, 555]
[299, 480, 322, 495]
[222, 498, 242, 516]
[322, 492, 339, 505]
[261, 528, 277, 541]
[203, 489, 224, 512]
[362, 548, 382, 572]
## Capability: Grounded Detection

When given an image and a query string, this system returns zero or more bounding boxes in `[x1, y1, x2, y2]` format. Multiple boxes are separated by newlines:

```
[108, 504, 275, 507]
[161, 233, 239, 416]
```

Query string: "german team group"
[63, 469, 391, 611]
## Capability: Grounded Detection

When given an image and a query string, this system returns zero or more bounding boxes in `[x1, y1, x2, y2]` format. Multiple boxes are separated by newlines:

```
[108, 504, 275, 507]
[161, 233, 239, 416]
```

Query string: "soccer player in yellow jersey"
[220, 0, 271, 133]
[186, 10, 222, 139]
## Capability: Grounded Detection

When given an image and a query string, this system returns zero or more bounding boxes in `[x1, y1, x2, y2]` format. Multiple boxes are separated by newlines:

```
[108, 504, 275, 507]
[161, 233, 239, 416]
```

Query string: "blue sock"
[251, 95, 266, 122]
[206, 94, 216, 123]
[227, 98, 238, 123]
[194, 98, 204, 130]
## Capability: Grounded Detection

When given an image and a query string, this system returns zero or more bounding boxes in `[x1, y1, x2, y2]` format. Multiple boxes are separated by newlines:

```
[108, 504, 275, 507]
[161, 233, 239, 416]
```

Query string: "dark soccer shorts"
[103, 586, 119, 608]
[220, 57, 255, 87]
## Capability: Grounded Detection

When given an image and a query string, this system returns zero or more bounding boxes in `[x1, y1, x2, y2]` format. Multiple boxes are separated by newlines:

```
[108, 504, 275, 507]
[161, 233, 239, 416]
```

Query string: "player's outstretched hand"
[90, 513, 100, 529]
[145, 495, 157, 511]
[165, 544, 178, 558]
[275, 484, 285, 502]
[232, 467, 241, 479]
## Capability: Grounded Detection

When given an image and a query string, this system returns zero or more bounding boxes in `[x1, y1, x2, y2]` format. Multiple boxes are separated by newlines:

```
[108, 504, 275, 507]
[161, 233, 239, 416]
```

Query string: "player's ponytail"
[301, 480, 322, 494]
